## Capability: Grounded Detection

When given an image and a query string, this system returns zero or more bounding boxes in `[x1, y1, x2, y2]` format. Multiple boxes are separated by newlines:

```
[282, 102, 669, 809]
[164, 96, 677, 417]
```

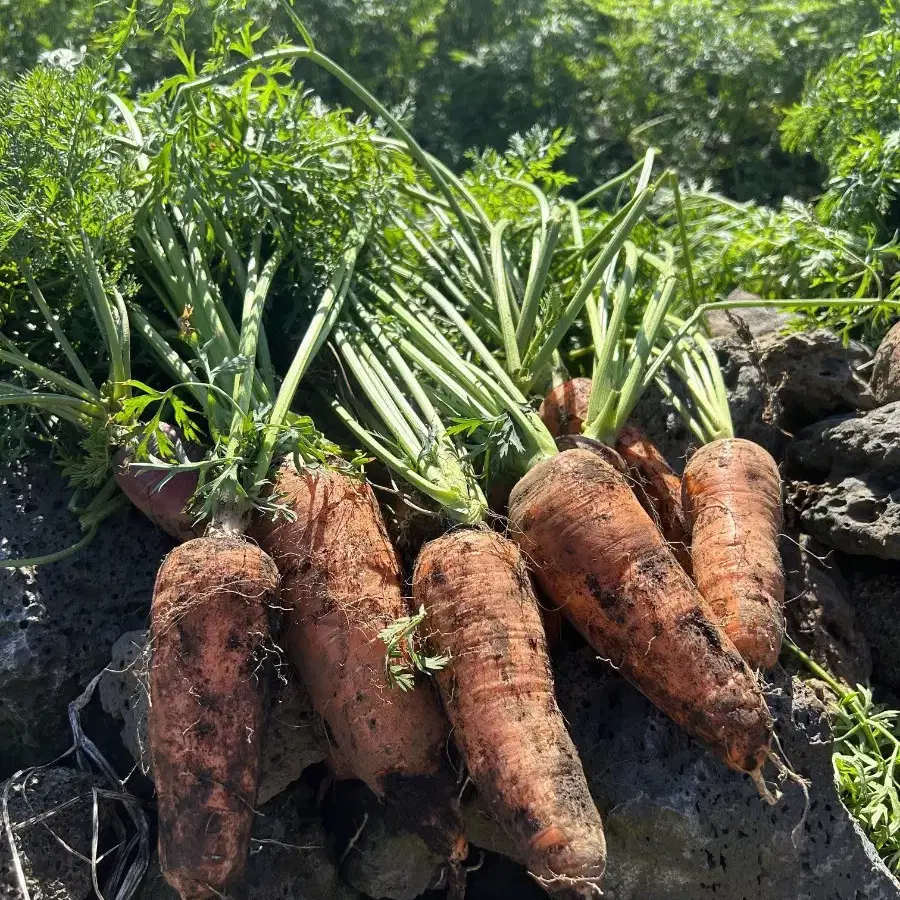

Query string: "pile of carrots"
[0, 16, 828, 900]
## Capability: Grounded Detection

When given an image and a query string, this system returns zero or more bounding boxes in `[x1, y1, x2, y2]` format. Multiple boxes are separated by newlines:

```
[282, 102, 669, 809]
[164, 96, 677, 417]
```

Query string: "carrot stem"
[784, 638, 884, 755]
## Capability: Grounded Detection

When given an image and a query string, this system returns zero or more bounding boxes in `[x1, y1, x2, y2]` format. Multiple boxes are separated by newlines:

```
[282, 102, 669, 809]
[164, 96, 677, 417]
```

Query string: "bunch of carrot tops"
[1, 15, 890, 900]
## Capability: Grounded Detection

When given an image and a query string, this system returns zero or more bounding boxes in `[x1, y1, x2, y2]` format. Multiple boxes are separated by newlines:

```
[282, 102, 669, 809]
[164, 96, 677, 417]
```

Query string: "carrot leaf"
[379, 605, 450, 692]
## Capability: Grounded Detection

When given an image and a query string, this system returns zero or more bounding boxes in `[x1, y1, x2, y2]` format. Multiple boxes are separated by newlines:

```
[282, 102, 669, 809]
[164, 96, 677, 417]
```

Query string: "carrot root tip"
[765, 746, 812, 847]
[530, 871, 605, 898]
[445, 860, 469, 900]
[749, 767, 781, 806]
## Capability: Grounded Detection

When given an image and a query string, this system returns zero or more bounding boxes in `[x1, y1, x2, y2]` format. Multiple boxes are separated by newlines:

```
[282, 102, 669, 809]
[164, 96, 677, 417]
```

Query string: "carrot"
[252, 460, 467, 864]
[538, 377, 592, 438]
[682, 438, 784, 670]
[540, 381, 692, 569]
[615, 422, 692, 574]
[328, 309, 605, 895]
[871, 319, 900, 405]
[114, 425, 200, 542]
[414, 528, 606, 899]
[508, 449, 773, 776]
[148, 536, 279, 900]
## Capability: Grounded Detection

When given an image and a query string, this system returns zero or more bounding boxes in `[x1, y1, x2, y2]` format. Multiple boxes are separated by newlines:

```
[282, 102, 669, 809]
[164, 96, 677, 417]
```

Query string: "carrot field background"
[3, 0, 898, 342]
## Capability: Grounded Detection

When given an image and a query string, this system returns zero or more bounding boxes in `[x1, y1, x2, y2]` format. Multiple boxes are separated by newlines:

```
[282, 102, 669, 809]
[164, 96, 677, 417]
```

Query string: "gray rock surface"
[0, 767, 112, 900]
[0, 455, 171, 775]
[790, 402, 900, 475]
[781, 533, 872, 687]
[552, 646, 900, 900]
[757, 329, 875, 427]
[137, 781, 361, 900]
[705, 304, 874, 423]
[788, 403, 900, 559]
[705, 297, 793, 340]
[99, 631, 329, 804]
[789, 476, 900, 560]
[324, 780, 443, 900]
[836, 555, 900, 695]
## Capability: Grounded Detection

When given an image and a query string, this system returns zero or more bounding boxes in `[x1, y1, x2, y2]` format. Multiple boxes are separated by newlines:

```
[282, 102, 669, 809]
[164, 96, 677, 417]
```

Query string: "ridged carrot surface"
[253, 462, 466, 862]
[508, 449, 773, 775]
[682, 438, 784, 669]
[149, 536, 279, 899]
[415, 528, 606, 900]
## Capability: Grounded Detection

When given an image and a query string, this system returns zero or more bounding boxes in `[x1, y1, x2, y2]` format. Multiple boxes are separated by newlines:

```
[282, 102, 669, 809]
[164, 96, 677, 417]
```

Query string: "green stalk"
[229, 238, 279, 424]
[0, 387, 100, 424]
[172, 205, 241, 369]
[360, 274, 557, 470]
[112, 287, 132, 397]
[667, 174, 699, 309]
[0, 345, 100, 406]
[526, 182, 656, 389]
[78, 233, 126, 398]
[364, 283, 502, 417]
[399, 338, 497, 420]
[330, 322, 487, 524]
[654, 376, 708, 443]
[0, 523, 100, 569]
[611, 268, 678, 437]
[21, 262, 97, 394]
[354, 301, 442, 432]
[353, 327, 429, 442]
[785, 638, 883, 756]
[387, 222, 500, 341]
[336, 328, 423, 460]
[393, 271, 525, 402]
[328, 397, 482, 521]
[253, 239, 363, 482]
[583, 243, 639, 438]
[190, 195, 276, 397]
[149, 211, 225, 367]
[516, 211, 563, 356]
[576, 156, 649, 208]
[127, 305, 207, 407]
[490, 218, 521, 373]
[430, 205, 489, 280]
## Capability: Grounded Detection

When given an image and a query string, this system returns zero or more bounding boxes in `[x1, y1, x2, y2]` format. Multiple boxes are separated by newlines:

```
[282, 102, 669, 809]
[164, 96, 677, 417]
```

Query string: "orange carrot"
[114, 424, 200, 542]
[682, 438, 784, 670]
[149, 536, 279, 899]
[538, 377, 593, 438]
[252, 461, 466, 863]
[540, 381, 692, 568]
[615, 423, 692, 574]
[508, 449, 773, 776]
[414, 528, 606, 898]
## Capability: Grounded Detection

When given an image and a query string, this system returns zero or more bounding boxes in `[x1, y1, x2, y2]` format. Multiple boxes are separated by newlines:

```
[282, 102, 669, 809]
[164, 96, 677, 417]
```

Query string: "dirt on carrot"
[540, 384, 692, 569]
[149, 536, 279, 900]
[682, 438, 785, 670]
[508, 449, 773, 776]
[251, 461, 467, 863]
[414, 528, 606, 900]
